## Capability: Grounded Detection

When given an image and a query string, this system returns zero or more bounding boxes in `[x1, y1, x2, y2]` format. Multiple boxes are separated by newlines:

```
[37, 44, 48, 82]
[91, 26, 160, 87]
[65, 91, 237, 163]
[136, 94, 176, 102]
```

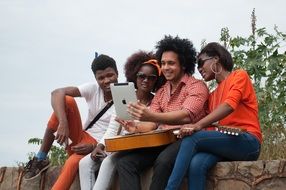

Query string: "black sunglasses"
[197, 57, 213, 68]
[136, 72, 157, 81]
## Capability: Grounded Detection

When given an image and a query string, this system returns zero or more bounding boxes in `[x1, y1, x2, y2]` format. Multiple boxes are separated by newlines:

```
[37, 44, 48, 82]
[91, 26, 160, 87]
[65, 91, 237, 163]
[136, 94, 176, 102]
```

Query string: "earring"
[210, 62, 222, 74]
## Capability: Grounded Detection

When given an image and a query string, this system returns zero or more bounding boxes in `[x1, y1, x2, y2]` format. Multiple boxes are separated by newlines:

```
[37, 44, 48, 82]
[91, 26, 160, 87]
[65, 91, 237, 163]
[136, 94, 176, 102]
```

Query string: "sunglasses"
[197, 57, 213, 68]
[136, 72, 157, 81]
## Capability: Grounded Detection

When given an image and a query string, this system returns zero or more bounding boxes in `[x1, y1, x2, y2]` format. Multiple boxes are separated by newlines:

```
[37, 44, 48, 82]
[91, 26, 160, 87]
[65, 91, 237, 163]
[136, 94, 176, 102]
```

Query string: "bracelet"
[134, 122, 139, 133]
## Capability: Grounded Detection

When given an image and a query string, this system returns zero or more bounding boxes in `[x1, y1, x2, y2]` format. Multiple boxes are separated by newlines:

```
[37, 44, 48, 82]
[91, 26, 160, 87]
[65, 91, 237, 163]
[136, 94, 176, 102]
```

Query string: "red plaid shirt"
[150, 74, 209, 127]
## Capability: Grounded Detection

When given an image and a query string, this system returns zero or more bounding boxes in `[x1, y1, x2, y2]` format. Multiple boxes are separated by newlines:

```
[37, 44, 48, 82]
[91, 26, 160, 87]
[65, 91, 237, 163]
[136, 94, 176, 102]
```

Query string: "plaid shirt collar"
[165, 73, 190, 95]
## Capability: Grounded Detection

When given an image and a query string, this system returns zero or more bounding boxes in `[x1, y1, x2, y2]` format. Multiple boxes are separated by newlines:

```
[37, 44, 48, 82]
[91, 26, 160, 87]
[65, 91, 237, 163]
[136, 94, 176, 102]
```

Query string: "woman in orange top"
[166, 42, 262, 190]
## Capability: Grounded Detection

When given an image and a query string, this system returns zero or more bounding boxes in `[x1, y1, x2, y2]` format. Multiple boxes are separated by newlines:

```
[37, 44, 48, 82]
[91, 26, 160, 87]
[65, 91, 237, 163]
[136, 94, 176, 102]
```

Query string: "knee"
[64, 96, 76, 107]
[79, 156, 92, 170]
[101, 155, 112, 166]
[154, 157, 169, 168]
[65, 155, 81, 168]
[116, 158, 128, 170]
[116, 157, 137, 173]
[180, 136, 196, 150]
[153, 156, 172, 173]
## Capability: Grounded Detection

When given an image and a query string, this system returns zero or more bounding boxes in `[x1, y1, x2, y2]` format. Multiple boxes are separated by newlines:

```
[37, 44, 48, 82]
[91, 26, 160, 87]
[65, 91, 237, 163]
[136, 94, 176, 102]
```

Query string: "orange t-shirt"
[208, 69, 262, 143]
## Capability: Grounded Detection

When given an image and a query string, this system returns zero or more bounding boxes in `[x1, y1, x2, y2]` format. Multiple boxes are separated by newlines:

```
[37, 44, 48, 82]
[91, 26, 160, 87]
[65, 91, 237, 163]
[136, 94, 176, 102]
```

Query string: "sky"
[1, 0, 285, 167]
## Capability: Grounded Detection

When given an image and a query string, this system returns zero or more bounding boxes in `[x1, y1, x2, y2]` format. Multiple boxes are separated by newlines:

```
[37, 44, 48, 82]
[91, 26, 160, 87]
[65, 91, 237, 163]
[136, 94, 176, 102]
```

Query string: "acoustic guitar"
[105, 129, 177, 152]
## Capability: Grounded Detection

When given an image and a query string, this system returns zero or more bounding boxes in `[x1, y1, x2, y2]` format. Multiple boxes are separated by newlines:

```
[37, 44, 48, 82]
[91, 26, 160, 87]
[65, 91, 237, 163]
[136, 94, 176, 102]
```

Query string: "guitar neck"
[212, 124, 246, 136]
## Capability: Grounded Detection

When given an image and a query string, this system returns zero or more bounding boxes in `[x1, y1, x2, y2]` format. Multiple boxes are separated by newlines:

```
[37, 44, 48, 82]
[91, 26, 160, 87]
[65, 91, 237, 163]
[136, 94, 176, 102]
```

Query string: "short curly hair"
[91, 54, 118, 76]
[155, 35, 197, 75]
[124, 50, 164, 92]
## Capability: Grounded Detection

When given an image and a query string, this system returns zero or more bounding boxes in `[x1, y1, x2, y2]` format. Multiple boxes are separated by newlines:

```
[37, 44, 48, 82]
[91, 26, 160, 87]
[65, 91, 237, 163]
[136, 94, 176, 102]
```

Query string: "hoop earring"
[210, 62, 222, 74]
[210, 62, 222, 81]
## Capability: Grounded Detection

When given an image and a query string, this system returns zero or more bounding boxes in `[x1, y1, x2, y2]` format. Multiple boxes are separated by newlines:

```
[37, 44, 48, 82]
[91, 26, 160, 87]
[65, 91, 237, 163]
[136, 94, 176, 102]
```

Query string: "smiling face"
[95, 67, 118, 94]
[136, 64, 157, 93]
[197, 53, 216, 82]
[160, 51, 184, 83]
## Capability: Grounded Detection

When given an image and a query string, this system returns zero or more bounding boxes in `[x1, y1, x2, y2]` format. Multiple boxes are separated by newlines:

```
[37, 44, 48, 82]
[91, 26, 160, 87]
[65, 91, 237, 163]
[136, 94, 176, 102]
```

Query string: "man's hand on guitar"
[127, 101, 152, 121]
[115, 117, 138, 133]
[90, 143, 107, 161]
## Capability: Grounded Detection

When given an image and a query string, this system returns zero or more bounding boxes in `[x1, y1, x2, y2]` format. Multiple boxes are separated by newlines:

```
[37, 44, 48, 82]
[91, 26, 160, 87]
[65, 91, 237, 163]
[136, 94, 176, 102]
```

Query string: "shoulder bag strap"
[85, 100, 114, 131]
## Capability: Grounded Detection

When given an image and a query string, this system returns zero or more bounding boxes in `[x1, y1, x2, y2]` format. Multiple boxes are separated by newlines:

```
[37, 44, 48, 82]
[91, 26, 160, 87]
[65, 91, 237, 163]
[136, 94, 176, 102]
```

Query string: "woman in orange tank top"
[166, 42, 262, 190]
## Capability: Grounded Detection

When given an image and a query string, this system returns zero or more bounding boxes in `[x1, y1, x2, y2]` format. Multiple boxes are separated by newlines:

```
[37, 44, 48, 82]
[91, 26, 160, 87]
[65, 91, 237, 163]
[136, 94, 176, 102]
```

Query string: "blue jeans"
[165, 130, 260, 190]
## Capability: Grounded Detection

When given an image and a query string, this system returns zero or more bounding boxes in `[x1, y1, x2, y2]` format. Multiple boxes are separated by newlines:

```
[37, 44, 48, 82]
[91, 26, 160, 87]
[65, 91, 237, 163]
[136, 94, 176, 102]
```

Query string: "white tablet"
[110, 82, 137, 120]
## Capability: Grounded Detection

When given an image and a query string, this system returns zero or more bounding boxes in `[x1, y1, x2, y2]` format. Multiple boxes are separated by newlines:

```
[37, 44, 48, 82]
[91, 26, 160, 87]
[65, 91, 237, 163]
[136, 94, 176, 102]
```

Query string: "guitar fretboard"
[215, 125, 246, 136]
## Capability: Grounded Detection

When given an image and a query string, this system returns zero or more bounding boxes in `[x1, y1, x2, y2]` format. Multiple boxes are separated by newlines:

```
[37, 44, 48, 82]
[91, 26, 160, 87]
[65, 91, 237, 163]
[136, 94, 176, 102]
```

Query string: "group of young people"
[23, 35, 262, 190]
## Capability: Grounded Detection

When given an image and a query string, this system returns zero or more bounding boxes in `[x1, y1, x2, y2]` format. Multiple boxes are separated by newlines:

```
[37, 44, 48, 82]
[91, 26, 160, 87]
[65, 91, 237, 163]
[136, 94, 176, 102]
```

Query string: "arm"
[196, 103, 233, 129]
[51, 86, 81, 145]
[180, 71, 250, 137]
[198, 70, 250, 129]
[91, 114, 123, 159]
[128, 102, 191, 125]
[179, 103, 233, 138]
[136, 122, 157, 132]
[128, 80, 209, 125]
[115, 118, 157, 133]
[90, 120, 156, 159]
[98, 114, 121, 146]
[141, 109, 191, 125]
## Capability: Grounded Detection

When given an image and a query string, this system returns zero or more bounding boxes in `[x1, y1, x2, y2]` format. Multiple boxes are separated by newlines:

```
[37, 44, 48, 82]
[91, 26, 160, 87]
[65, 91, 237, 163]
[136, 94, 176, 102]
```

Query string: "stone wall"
[207, 160, 286, 190]
[1, 160, 285, 190]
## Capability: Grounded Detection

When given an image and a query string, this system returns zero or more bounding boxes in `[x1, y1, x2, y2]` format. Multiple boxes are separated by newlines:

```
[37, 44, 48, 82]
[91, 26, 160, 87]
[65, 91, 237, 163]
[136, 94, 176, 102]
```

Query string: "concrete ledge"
[1, 160, 285, 190]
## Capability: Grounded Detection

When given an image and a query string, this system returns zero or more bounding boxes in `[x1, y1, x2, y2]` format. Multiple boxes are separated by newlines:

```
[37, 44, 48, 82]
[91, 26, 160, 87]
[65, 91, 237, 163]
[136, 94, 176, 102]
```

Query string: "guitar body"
[105, 129, 177, 152]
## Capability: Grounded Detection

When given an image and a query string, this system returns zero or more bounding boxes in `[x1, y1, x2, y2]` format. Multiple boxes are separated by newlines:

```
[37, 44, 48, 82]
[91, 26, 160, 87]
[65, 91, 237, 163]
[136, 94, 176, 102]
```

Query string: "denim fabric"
[165, 130, 260, 190]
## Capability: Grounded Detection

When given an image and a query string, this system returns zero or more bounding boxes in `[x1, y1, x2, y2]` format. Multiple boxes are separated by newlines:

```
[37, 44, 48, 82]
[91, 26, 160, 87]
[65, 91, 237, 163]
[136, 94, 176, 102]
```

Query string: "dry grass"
[259, 125, 286, 160]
